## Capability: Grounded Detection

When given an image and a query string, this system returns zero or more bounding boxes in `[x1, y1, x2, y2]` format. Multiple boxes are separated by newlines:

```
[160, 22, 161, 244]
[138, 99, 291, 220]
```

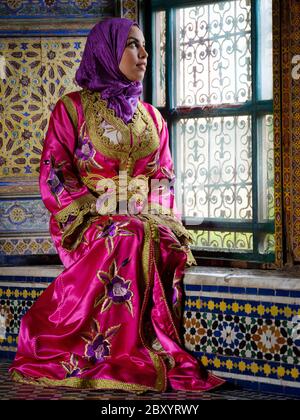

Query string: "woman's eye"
[128, 42, 138, 48]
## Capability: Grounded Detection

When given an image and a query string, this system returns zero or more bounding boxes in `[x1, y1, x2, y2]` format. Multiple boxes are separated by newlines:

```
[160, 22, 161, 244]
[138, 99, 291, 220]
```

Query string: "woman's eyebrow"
[127, 37, 146, 44]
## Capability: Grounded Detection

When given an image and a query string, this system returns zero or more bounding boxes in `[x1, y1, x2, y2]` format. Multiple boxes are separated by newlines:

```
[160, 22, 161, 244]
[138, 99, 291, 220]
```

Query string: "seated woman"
[9, 17, 224, 394]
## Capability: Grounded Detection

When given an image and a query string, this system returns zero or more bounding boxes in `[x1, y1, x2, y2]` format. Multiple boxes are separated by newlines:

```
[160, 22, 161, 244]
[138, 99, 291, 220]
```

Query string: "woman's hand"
[90, 202, 98, 216]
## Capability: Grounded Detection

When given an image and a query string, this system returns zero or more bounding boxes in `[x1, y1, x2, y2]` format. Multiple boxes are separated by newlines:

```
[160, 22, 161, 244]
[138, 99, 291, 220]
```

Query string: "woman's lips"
[136, 64, 147, 71]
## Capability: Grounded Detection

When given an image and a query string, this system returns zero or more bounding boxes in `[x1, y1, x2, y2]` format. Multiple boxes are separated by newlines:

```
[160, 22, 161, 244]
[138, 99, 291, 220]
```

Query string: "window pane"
[189, 230, 253, 252]
[257, 0, 273, 100]
[257, 115, 274, 221]
[153, 11, 166, 107]
[175, 116, 252, 220]
[258, 233, 275, 255]
[175, 0, 251, 106]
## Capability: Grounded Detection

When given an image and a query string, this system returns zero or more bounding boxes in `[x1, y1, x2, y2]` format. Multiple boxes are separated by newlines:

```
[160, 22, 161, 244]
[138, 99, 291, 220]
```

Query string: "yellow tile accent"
[277, 367, 285, 378]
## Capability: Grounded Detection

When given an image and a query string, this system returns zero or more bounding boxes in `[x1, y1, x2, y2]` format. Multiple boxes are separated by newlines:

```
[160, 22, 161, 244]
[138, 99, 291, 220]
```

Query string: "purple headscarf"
[75, 18, 143, 123]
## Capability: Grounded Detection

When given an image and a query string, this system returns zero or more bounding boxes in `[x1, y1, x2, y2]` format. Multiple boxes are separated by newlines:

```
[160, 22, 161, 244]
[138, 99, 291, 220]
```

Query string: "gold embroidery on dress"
[80, 89, 160, 177]
[54, 193, 97, 251]
[139, 221, 167, 392]
[54, 193, 96, 224]
[11, 371, 156, 394]
[61, 95, 78, 131]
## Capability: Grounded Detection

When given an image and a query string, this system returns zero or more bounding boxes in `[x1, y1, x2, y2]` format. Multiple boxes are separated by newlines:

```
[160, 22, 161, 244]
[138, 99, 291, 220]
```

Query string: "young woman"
[10, 18, 224, 393]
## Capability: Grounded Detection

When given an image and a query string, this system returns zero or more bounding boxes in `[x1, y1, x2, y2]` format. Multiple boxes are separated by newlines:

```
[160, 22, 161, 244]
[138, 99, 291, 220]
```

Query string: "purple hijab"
[75, 18, 143, 123]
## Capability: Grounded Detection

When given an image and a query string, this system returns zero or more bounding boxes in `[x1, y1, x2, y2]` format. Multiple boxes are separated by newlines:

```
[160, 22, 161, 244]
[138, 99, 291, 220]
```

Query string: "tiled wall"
[0, 0, 139, 261]
[0, 266, 64, 358]
[183, 267, 300, 396]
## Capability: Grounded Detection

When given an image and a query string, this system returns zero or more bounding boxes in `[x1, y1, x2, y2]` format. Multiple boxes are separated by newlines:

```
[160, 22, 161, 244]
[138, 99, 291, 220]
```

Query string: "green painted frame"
[144, 0, 277, 266]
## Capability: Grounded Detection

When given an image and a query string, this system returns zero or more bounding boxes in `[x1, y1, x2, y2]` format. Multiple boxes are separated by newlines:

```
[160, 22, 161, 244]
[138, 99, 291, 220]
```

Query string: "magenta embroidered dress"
[10, 90, 224, 393]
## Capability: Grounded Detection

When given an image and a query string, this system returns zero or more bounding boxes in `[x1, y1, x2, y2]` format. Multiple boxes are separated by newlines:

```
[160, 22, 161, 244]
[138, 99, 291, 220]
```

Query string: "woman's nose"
[139, 46, 148, 59]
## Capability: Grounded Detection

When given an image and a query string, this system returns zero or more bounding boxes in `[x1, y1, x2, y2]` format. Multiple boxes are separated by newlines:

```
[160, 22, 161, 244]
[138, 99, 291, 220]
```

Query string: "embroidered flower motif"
[76, 138, 93, 161]
[47, 155, 80, 206]
[161, 165, 176, 182]
[61, 354, 87, 378]
[86, 335, 110, 363]
[93, 217, 135, 255]
[48, 164, 64, 196]
[95, 259, 134, 316]
[145, 150, 160, 177]
[75, 122, 104, 172]
[101, 119, 124, 145]
[81, 319, 120, 364]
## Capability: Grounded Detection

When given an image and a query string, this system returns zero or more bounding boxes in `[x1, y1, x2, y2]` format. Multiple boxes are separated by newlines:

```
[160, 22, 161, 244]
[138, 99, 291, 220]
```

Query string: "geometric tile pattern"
[0, 199, 49, 233]
[0, 360, 298, 400]
[0, 1, 116, 37]
[0, 237, 56, 256]
[272, 0, 284, 267]
[121, 0, 139, 20]
[183, 283, 300, 396]
[185, 312, 298, 365]
[0, 197, 54, 256]
[0, 1, 115, 18]
[0, 38, 85, 180]
[289, 2, 300, 261]
[273, 0, 300, 264]
[0, 279, 50, 356]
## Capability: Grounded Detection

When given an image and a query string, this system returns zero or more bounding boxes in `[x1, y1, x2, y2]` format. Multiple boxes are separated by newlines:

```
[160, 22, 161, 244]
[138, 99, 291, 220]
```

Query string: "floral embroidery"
[80, 89, 160, 177]
[61, 354, 87, 378]
[47, 155, 80, 206]
[100, 119, 124, 145]
[92, 217, 135, 255]
[75, 122, 104, 172]
[81, 319, 120, 364]
[161, 165, 176, 182]
[95, 259, 134, 316]
[145, 150, 160, 177]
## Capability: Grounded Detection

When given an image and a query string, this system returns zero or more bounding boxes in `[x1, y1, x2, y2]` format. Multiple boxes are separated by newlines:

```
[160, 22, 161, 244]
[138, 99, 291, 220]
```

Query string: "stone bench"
[0, 265, 299, 396]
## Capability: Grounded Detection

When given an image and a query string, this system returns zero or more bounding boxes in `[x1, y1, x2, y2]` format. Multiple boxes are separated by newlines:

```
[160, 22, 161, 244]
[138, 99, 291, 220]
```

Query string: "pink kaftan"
[9, 89, 224, 393]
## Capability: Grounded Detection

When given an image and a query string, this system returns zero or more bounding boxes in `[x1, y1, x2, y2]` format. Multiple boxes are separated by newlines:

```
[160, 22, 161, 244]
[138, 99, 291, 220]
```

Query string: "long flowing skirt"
[9, 215, 224, 393]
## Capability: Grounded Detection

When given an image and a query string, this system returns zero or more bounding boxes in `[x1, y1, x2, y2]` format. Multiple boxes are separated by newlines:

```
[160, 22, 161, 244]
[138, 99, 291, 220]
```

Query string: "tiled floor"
[0, 360, 299, 400]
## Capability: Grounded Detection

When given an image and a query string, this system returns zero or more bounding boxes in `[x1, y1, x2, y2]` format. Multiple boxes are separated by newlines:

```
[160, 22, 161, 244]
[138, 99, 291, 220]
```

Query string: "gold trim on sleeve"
[54, 193, 96, 224]
[54, 193, 97, 251]
[61, 95, 78, 132]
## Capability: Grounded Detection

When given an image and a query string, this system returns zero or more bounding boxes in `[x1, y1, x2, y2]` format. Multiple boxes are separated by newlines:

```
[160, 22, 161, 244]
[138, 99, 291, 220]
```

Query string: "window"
[147, 0, 274, 263]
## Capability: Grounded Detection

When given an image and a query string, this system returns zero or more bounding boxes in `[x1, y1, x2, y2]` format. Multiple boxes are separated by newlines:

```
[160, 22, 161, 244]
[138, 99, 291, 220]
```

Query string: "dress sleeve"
[39, 96, 96, 251]
[148, 115, 178, 215]
[145, 106, 196, 255]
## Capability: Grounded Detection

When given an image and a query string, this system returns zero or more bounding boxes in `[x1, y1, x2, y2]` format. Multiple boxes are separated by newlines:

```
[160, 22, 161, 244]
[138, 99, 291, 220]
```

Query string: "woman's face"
[119, 25, 148, 82]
